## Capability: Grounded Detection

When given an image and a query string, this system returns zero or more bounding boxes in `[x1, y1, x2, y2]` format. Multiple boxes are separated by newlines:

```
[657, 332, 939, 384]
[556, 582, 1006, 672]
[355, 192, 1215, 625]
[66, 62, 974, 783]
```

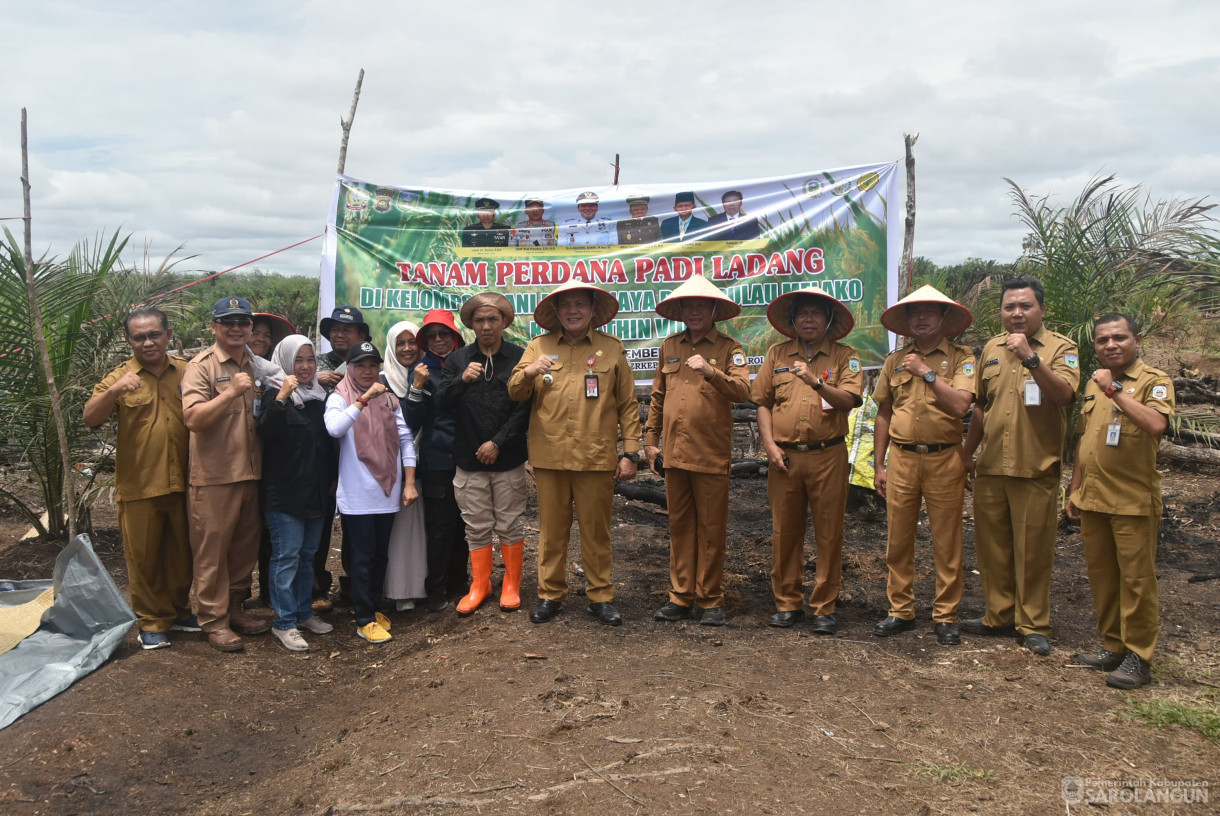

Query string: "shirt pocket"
[773, 372, 797, 403]
[120, 391, 155, 425]
[980, 367, 1000, 403]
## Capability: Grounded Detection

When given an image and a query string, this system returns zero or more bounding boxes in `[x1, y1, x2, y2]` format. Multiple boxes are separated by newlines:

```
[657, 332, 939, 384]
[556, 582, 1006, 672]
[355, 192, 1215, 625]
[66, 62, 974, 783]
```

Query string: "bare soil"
[0, 452, 1217, 816]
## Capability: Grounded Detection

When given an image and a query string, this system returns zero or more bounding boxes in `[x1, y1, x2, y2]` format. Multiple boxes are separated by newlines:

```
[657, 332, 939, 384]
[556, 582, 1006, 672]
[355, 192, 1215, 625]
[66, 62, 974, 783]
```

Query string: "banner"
[320, 162, 901, 381]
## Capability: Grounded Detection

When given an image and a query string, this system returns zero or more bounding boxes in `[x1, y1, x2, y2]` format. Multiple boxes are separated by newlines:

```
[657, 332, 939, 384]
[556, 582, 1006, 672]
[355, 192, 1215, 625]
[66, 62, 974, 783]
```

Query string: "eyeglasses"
[128, 331, 165, 344]
[423, 330, 453, 340]
[215, 318, 252, 327]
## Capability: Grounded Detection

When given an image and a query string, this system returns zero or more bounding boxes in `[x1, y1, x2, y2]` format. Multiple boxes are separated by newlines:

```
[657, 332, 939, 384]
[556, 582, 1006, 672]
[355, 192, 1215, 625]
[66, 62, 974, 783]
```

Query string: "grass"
[1121, 695, 1220, 743]
[908, 760, 995, 784]
[971, 660, 997, 673]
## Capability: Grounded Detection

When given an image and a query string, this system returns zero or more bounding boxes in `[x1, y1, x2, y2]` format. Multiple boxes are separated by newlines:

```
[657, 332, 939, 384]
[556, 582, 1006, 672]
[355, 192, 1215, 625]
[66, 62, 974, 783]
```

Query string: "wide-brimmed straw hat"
[880, 284, 973, 337]
[460, 292, 515, 328]
[533, 278, 619, 332]
[765, 287, 854, 341]
[655, 274, 742, 321]
[252, 313, 296, 346]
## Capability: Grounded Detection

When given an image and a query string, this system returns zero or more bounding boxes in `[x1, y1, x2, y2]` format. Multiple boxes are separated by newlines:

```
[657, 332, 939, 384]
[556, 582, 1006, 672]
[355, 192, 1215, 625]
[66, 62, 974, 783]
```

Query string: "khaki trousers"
[1080, 509, 1160, 661]
[666, 468, 729, 609]
[885, 446, 965, 622]
[767, 445, 848, 615]
[453, 465, 529, 550]
[188, 481, 261, 632]
[534, 468, 615, 603]
[118, 492, 193, 633]
[973, 473, 1059, 636]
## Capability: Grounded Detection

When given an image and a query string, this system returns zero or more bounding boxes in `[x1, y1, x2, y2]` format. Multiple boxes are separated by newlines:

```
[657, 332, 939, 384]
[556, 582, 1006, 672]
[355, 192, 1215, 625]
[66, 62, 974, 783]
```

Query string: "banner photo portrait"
[319, 162, 901, 381]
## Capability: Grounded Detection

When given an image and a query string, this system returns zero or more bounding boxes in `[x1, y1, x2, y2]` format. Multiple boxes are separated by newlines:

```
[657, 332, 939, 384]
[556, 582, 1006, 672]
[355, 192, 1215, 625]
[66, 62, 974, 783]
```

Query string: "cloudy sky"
[2, 1, 1216, 279]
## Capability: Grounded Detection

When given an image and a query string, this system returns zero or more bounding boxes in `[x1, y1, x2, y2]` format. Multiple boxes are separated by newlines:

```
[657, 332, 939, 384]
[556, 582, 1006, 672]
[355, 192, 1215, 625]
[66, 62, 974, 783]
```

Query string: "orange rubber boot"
[499, 540, 524, 611]
[456, 545, 493, 616]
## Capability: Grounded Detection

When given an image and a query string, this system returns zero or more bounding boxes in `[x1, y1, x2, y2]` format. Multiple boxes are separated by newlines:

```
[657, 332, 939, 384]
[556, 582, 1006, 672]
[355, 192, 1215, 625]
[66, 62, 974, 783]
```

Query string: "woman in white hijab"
[381, 321, 428, 610]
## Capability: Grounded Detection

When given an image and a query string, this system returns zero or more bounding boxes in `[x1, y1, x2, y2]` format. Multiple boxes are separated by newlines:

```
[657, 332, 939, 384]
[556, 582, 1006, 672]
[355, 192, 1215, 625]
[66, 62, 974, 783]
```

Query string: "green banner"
[321, 164, 900, 380]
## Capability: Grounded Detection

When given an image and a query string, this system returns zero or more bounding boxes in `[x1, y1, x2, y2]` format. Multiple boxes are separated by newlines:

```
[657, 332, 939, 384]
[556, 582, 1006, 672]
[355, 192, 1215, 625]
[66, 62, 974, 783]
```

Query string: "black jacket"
[256, 392, 336, 518]
[404, 351, 458, 473]
[437, 341, 529, 472]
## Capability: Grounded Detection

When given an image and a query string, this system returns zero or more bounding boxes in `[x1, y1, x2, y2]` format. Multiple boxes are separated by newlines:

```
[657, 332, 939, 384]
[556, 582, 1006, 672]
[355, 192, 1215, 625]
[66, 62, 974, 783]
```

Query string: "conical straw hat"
[655, 274, 742, 321]
[533, 278, 620, 332]
[880, 285, 973, 337]
[765, 287, 854, 341]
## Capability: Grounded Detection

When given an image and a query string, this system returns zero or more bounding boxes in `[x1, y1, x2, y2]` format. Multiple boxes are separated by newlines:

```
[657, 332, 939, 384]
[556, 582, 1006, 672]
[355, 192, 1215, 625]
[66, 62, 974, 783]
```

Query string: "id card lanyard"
[585, 354, 599, 399]
[1106, 403, 1122, 447]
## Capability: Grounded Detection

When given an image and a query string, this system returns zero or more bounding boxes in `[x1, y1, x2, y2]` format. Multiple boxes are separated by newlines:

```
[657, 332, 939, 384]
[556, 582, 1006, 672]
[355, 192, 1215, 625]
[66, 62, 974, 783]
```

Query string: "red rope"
[147, 233, 323, 301]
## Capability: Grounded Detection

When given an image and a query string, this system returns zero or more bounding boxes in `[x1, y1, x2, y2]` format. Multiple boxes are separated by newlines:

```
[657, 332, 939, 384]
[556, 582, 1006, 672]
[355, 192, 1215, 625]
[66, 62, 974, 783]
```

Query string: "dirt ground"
[0, 449, 1217, 816]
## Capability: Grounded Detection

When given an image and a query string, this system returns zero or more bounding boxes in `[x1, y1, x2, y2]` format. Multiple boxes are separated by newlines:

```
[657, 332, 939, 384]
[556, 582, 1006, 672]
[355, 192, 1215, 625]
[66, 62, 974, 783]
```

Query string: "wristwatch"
[619, 452, 640, 463]
[922, 371, 937, 384]
[1104, 381, 1122, 398]
[1021, 352, 1041, 370]
[812, 378, 825, 391]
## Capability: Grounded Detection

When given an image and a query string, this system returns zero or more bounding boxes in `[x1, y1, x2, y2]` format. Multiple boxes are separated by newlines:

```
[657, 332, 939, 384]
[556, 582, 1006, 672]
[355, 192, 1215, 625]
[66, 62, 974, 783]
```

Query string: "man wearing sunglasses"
[85, 307, 195, 650]
[180, 296, 270, 652]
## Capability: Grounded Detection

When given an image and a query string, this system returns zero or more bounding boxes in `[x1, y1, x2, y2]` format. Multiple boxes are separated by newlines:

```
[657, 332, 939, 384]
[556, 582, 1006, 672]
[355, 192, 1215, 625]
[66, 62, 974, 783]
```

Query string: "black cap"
[674, 191, 695, 206]
[474, 197, 500, 210]
[345, 340, 382, 366]
[320, 305, 369, 339]
[212, 296, 253, 320]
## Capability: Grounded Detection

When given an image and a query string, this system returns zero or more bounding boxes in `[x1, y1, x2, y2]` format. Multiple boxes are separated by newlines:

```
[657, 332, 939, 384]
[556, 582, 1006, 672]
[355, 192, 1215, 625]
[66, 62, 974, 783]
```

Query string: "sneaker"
[272, 627, 309, 653]
[311, 597, 334, 614]
[427, 594, 449, 613]
[1106, 651, 1151, 689]
[1077, 648, 1125, 671]
[138, 630, 171, 650]
[653, 601, 693, 622]
[396, 599, 416, 611]
[699, 608, 726, 627]
[357, 621, 392, 644]
[298, 616, 334, 634]
[374, 612, 392, 632]
[171, 616, 201, 632]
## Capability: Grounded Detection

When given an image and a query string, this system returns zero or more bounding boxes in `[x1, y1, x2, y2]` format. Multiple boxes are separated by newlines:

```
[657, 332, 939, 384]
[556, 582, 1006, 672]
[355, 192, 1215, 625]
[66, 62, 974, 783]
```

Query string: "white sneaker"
[396, 599, 415, 611]
[298, 616, 333, 634]
[272, 627, 309, 652]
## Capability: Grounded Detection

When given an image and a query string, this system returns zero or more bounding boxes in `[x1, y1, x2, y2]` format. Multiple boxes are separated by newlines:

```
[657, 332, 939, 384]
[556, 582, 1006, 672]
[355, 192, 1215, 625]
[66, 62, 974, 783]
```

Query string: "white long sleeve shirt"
[324, 393, 416, 515]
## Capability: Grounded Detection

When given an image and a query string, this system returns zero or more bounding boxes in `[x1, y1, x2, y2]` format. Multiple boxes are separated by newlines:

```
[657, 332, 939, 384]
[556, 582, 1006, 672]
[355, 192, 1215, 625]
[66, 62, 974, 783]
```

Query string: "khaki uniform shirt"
[1071, 360, 1174, 516]
[643, 328, 751, 474]
[751, 337, 864, 443]
[507, 330, 642, 471]
[873, 338, 976, 446]
[974, 326, 1081, 478]
[91, 356, 189, 502]
[181, 344, 262, 486]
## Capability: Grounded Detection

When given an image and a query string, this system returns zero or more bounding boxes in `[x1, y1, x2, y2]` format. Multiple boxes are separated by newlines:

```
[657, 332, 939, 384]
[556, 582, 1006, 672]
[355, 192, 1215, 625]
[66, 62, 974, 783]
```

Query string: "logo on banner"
[396, 191, 421, 213]
[803, 179, 826, 198]
[857, 172, 880, 193]
[832, 179, 853, 197]
[374, 188, 396, 213]
[345, 189, 370, 211]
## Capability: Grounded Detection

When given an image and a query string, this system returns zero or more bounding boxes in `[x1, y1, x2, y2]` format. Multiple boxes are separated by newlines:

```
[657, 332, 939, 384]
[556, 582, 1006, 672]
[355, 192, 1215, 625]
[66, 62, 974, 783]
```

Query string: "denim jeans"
[340, 512, 396, 625]
[265, 511, 325, 630]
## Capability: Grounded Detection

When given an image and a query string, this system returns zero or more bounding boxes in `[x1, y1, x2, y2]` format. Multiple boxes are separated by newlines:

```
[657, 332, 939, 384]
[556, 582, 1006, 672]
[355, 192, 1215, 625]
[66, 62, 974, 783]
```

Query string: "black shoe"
[1022, 633, 1051, 655]
[427, 594, 449, 613]
[1106, 652, 1151, 689]
[768, 609, 805, 628]
[810, 614, 837, 635]
[960, 617, 1017, 637]
[1077, 648, 1125, 671]
[935, 622, 961, 646]
[699, 608, 726, 627]
[653, 602, 693, 622]
[587, 602, 622, 626]
[530, 598, 563, 623]
[873, 616, 917, 637]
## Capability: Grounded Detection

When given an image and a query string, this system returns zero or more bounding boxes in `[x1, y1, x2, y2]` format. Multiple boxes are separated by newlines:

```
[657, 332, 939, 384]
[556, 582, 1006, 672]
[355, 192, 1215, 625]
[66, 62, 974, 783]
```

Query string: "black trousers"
[422, 470, 468, 598]
[340, 512, 396, 625]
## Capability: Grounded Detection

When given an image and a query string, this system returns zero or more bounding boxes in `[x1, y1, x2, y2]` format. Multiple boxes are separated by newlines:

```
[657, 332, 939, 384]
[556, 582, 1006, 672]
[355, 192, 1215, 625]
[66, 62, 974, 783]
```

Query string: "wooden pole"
[336, 69, 365, 175]
[899, 133, 919, 299]
[20, 108, 76, 542]
[612, 154, 620, 186]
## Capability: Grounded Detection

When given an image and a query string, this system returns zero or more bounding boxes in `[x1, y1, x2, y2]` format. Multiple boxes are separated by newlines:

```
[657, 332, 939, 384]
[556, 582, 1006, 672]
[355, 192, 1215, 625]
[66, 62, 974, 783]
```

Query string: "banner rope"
[147, 233, 323, 301]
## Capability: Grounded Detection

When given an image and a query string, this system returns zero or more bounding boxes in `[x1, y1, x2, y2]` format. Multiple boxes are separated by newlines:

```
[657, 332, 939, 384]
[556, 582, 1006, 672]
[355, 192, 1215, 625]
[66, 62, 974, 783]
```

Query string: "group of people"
[88, 273, 1173, 691]
[460, 190, 760, 248]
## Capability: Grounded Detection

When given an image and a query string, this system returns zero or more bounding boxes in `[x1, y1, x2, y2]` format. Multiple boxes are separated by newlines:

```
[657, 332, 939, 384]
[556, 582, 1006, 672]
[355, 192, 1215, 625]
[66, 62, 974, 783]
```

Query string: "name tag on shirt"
[585, 374, 599, 399]
[1024, 379, 1041, 406]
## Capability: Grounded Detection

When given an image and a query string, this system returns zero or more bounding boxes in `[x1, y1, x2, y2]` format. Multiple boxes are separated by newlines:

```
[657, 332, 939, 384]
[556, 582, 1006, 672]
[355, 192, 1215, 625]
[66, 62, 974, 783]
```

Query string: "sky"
[2, 1, 1217, 280]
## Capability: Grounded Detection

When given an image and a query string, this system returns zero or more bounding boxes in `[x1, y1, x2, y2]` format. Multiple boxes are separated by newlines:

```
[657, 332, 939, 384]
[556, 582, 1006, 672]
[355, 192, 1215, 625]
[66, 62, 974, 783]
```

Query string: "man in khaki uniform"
[872, 286, 976, 646]
[962, 277, 1080, 655]
[508, 279, 641, 626]
[752, 288, 863, 634]
[643, 275, 751, 627]
[182, 296, 269, 652]
[1067, 314, 1173, 689]
[84, 306, 195, 650]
